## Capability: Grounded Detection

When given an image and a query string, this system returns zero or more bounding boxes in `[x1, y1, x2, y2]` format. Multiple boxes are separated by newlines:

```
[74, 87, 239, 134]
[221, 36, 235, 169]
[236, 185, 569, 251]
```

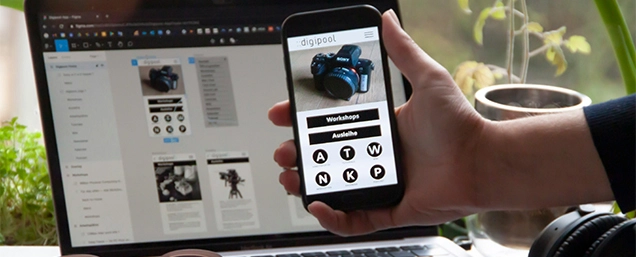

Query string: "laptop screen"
[26, 0, 417, 255]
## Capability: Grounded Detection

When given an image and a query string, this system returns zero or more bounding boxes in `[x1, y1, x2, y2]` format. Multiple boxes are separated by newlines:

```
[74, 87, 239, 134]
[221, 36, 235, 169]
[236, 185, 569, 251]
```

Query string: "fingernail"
[388, 9, 400, 25]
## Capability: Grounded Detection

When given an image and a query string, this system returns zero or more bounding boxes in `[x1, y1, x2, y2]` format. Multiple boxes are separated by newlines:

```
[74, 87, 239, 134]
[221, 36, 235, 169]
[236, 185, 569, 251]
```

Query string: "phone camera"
[311, 44, 374, 100]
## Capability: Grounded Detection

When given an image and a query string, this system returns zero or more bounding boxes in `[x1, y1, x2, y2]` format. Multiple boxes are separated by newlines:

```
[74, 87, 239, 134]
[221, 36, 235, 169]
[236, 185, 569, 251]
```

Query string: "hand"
[269, 9, 488, 236]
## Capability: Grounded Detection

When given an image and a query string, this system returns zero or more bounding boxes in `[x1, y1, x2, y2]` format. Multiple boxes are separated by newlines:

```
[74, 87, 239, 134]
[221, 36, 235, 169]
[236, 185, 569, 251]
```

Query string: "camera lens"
[324, 67, 359, 100]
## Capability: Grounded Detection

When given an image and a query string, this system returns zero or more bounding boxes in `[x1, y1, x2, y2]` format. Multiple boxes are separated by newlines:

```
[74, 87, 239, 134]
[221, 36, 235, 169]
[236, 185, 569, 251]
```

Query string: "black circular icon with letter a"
[313, 149, 328, 164]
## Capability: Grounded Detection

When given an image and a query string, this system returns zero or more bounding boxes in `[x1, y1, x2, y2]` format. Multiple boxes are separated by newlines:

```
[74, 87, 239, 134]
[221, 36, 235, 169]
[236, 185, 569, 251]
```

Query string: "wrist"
[471, 110, 614, 211]
[470, 118, 503, 211]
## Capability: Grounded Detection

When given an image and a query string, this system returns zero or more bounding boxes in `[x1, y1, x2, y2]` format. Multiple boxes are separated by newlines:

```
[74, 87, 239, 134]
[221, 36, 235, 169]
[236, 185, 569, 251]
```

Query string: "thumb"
[381, 10, 449, 91]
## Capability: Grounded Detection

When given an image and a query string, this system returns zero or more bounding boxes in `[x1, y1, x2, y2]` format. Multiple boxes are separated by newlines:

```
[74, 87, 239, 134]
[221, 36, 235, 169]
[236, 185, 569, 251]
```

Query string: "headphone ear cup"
[585, 219, 636, 257]
[553, 214, 626, 257]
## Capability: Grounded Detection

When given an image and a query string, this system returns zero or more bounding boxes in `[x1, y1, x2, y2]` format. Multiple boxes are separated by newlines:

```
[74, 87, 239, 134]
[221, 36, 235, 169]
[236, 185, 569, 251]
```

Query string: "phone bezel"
[281, 5, 404, 212]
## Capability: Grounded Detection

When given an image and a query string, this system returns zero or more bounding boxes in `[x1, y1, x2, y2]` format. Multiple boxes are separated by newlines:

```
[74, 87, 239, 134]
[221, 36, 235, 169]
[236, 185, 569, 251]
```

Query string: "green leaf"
[453, 61, 495, 96]
[0, 0, 24, 11]
[0, 117, 57, 245]
[594, 0, 636, 94]
[490, 2, 506, 20]
[458, 0, 471, 14]
[527, 22, 544, 33]
[546, 46, 568, 76]
[565, 35, 591, 54]
[543, 26, 567, 45]
[474, 8, 491, 45]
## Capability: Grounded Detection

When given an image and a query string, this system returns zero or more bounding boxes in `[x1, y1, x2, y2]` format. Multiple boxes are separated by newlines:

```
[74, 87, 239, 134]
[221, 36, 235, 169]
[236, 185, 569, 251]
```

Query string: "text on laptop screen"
[34, 2, 406, 249]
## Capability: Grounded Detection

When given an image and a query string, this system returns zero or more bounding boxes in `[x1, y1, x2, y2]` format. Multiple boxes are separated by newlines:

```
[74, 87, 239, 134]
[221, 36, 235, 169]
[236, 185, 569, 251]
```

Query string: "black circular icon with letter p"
[370, 164, 385, 180]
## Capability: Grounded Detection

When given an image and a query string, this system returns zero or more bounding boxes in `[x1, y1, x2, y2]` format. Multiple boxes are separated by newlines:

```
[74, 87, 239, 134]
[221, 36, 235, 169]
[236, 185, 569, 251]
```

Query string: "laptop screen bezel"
[24, 0, 430, 256]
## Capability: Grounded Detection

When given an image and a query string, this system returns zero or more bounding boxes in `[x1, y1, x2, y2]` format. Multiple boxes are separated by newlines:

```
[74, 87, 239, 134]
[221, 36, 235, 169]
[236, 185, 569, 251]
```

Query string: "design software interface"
[38, 8, 405, 247]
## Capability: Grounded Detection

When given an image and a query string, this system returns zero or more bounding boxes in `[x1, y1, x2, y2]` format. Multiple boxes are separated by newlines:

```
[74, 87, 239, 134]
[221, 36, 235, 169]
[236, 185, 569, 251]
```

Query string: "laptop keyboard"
[252, 244, 450, 257]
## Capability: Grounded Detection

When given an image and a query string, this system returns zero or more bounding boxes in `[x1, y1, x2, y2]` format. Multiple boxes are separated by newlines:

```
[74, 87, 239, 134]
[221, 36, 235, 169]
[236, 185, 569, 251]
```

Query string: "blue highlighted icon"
[163, 137, 180, 143]
[54, 39, 69, 52]
[188, 57, 195, 64]
[131, 60, 138, 66]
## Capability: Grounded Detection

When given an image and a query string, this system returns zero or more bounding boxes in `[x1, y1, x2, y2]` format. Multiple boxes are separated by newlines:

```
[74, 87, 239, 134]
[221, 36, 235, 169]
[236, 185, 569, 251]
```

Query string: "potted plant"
[451, 0, 634, 256]
[452, 1, 594, 254]
[0, 117, 57, 245]
[453, 0, 591, 102]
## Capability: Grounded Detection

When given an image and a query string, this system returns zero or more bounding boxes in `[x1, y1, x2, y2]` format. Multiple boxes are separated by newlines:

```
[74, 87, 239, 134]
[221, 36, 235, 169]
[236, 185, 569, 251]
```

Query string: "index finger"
[268, 100, 292, 127]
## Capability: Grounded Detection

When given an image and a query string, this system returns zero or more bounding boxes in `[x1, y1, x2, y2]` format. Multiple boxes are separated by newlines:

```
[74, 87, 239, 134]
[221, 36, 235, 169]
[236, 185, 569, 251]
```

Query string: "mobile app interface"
[287, 27, 398, 196]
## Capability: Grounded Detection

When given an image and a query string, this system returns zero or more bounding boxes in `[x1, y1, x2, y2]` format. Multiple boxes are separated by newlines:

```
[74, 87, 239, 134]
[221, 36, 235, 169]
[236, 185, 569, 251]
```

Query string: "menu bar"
[42, 24, 281, 52]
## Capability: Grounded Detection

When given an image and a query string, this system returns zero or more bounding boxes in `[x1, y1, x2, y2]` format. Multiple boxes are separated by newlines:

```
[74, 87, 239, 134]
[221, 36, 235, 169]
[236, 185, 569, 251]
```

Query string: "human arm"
[475, 109, 615, 210]
[269, 9, 620, 236]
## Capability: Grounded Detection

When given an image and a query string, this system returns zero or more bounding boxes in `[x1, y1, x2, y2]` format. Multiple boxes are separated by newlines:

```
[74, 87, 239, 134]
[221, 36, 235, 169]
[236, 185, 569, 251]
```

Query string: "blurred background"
[398, 0, 633, 103]
[0, 0, 634, 130]
[0, 0, 634, 247]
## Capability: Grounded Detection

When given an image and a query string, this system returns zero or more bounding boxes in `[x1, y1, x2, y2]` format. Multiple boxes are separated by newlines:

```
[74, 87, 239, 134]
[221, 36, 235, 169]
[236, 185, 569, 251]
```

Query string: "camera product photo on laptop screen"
[284, 7, 403, 211]
[22, 0, 478, 256]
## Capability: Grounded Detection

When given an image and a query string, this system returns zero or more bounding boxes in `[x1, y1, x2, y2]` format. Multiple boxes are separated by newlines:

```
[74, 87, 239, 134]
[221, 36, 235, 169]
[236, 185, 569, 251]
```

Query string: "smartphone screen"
[285, 26, 400, 198]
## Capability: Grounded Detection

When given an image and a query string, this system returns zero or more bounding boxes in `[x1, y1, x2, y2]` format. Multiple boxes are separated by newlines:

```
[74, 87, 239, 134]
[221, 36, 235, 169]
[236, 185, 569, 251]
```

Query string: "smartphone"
[281, 5, 404, 211]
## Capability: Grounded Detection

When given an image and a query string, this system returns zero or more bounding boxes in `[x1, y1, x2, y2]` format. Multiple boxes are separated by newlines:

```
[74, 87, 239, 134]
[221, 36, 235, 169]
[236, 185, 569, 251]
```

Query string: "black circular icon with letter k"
[343, 168, 358, 183]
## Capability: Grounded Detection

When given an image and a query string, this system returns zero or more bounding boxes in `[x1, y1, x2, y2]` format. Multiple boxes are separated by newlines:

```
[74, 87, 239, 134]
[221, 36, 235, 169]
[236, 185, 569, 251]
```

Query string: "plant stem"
[519, 0, 530, 83]
[487, 64, 522, 82]
[529, 44, 551, 58]
[506, 0, 515, 83]
[594, 0, 636, 94]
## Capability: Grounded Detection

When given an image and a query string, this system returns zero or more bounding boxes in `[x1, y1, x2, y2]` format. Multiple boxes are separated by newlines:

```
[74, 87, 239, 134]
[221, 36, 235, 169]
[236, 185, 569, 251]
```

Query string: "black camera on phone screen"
[149, 66, 179, 92]
[311, 44, 374, 100]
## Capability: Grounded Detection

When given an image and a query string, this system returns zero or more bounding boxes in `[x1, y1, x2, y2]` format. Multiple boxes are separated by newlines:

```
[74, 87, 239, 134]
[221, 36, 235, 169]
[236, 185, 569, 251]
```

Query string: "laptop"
[24, 0, 471, 256]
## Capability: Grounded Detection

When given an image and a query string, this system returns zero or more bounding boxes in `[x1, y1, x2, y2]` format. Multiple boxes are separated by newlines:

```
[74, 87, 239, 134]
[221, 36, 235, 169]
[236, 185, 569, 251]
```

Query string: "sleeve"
[583, 94, 635, 212]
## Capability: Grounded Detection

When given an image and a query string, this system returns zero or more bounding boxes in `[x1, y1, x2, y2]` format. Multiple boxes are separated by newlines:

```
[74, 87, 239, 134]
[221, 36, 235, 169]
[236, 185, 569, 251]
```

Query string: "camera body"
[149, 65, 179, 92]
[219, 172, 230, 181]
[311, 44, 374, 100]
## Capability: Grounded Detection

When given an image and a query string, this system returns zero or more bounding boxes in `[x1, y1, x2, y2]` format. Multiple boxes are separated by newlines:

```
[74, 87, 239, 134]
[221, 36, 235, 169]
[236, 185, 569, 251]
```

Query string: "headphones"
[529, 204, 636, 257]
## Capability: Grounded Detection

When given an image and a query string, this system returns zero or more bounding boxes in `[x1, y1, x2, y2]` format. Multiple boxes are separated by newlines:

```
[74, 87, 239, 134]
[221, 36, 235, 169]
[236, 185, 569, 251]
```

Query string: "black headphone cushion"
[585, 219, 636, 257]
[554, 214, 627, 257]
